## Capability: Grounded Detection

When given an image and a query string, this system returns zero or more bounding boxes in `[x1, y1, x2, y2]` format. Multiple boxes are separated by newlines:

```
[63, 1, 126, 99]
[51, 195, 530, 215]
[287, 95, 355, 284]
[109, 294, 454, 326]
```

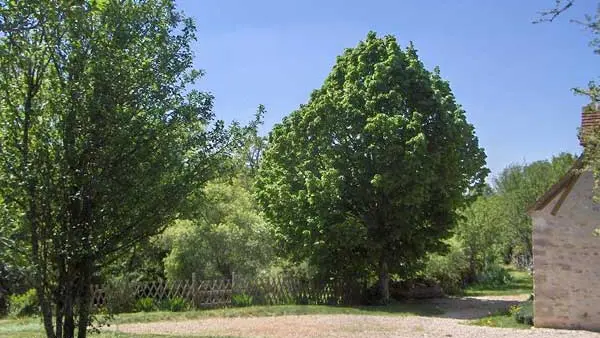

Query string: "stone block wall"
[532, 171, 600, 331]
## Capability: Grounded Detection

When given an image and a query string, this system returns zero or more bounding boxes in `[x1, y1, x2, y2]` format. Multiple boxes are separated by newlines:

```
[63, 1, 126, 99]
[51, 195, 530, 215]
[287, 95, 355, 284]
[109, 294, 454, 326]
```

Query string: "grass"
[463, 267, 533, 296]
[470, 310, 531, 329]
[0, 301, 444, 338]
[112, 302, 443, 324]
[470, 300, 534, 329]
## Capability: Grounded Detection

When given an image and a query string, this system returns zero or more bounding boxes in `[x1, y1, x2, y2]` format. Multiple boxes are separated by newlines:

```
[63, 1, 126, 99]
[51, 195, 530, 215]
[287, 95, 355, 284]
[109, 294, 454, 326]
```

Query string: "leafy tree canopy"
[256, 32, 488, 303]
[162, 177, 274, 281]
[0, 1, 238, 337]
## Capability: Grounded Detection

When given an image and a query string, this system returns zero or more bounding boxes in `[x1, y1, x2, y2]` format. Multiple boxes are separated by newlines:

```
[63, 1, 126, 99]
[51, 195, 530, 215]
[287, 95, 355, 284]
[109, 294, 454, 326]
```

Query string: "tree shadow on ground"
[355, 296, 524, 320]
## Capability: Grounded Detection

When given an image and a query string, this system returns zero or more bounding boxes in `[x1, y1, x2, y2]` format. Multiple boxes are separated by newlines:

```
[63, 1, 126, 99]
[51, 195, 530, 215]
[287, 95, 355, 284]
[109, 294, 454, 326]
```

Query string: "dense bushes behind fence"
[91, 275, 363, 312]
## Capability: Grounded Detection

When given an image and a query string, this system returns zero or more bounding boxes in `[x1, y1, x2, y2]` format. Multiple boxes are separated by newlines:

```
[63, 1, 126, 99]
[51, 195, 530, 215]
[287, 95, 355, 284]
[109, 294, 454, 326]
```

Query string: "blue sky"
[176, 0, 598, 179]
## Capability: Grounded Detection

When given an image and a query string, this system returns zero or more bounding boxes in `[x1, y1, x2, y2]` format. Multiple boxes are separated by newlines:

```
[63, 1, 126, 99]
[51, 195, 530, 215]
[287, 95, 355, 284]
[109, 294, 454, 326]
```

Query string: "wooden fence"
[91, 275, 362, 310]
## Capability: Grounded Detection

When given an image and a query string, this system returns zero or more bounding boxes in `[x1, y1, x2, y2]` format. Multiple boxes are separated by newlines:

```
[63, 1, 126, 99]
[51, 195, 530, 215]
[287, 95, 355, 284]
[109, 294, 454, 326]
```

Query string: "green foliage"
[476, 264, 513, 288]
[464, 267, 532, 296]
[8, 289, 38, 317]
[512, 301, 534, 326]
[162, 177, 274, 281]
[492, 152, 576, 265]
[470, 309, 531, 329]
[454, 195, 506, 281]
[134, 298, 156, 313]
[102, 278, 137, 314]
[133, 297, 189, 313]
[231, 294, 254, 307]
[0, 1, 238, 336]
[261, 259, 317, 280]
[0, 195, 31, 306]
[157, 298, 189, 312]
[442, 152, 576, 294]
[421, 239, 470, 295]
[256, 32, 488, 302]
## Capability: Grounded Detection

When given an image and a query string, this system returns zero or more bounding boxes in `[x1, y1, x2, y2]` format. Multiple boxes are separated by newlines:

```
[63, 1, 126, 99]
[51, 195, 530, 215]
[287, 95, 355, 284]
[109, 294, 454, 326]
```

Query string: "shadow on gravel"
[357, 296, 523, 320]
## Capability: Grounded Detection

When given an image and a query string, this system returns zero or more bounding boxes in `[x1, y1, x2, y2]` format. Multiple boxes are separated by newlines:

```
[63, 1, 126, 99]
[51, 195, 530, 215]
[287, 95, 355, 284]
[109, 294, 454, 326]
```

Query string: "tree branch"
[534, 0, 575, 23]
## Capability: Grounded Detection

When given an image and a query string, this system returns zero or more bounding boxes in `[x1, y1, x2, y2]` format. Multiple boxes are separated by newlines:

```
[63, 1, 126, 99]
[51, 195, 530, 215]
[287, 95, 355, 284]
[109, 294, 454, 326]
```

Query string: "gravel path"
[114, 296, 600, 337]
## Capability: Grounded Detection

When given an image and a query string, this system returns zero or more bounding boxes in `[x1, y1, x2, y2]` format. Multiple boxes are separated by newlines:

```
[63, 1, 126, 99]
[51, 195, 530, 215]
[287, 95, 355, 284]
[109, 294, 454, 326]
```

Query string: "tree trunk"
[55, 258, 67, 338]
[63, 279, 75, 338]
[55, 292, 63, 338]
[377, 256, 390, 304]
[76, 260, 92, 338]
[24, 91, 56, 338]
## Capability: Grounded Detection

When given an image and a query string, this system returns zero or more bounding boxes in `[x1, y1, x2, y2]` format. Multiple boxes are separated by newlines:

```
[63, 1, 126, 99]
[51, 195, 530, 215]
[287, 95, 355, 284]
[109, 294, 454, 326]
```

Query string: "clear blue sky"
[176, 0, 598, 179]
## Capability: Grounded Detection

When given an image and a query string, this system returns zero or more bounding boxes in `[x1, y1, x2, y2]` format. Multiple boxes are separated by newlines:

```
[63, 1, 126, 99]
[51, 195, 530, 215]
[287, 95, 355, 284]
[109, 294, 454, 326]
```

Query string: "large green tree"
[256, 32, 488, 303]
[454, 194, 506, 282]
[492, 152, 577, 264]
[162, 177, 274, 281]
[0, 1, 233, 337]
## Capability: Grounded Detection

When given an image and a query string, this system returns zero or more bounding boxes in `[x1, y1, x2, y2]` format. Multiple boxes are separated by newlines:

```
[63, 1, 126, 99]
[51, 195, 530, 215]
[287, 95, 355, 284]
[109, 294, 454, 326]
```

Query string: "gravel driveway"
[114, 296, 600, 337]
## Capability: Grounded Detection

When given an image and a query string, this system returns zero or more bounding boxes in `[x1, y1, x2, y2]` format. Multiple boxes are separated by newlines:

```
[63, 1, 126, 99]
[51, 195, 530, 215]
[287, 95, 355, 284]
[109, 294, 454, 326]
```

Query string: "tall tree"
[161, 106, 272, 281]
[0, 1, 233, 337]
[256, 32, 488, 303]
[492, 152, 577, 263]
[162, 177, 274, 281]
[454, 195, 506, 282]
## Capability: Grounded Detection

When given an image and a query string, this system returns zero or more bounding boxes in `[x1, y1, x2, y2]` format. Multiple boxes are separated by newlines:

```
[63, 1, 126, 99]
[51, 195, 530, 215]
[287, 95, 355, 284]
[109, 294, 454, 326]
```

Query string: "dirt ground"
[114, 295, 600, 338]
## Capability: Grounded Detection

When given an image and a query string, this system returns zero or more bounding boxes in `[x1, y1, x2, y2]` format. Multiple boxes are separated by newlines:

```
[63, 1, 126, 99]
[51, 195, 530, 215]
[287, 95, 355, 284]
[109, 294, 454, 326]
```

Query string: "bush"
[102, 278, 136, 314]
[157, 297, 189, 312]
[8, 289, 38, 317]
[134, 297, 156, 312]
[231, 293, 253, 307]
[422, 240, 469, 295]
[477, 264, 513, 287]
[512, 301, 534, 326]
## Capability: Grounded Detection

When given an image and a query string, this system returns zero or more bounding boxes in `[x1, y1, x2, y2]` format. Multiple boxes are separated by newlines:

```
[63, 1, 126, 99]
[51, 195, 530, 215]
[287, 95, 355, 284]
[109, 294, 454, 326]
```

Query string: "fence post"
[191, 272, 197, 309]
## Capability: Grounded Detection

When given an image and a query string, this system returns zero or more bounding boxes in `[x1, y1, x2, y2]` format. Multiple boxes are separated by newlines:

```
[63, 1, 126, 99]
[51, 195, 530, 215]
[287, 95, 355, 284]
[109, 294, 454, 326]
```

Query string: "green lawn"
[463, 267, 533, 296]
[0, 302, 444, 338]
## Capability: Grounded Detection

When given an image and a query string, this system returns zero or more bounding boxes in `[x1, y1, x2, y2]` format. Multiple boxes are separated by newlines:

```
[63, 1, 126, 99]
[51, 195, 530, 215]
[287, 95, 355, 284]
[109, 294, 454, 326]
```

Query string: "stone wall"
[532, 171, 600, 331]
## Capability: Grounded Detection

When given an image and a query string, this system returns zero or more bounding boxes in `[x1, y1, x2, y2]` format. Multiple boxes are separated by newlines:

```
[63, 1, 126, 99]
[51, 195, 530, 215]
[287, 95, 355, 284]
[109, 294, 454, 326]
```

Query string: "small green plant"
[168, 297, 189, 312]
[513, 301, 533, 326]
[8, 289, 38, 317]
[157, 297, 189, 312]
[134, 297, 156, 312]
[231, 293, 253, 307]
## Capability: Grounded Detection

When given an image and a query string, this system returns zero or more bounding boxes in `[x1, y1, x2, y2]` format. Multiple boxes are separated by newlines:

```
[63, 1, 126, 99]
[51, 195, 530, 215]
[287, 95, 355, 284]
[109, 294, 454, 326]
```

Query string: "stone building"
[529, 106, 600, 331]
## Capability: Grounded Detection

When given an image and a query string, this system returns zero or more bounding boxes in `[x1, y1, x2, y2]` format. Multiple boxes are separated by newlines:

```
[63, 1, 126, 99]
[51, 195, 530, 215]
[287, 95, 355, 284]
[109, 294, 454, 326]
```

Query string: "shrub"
[231, 293, 253, 307]
[102, 278, 136, 314]
[513, 301, 533, 326]
[134, 297, 156, 312]
[422, 239, 470, 295]
[168, 297, 188, 312]
[8, 288, 38, 317]
[477, 264, 513, 287]
[157, 297, 189, 312]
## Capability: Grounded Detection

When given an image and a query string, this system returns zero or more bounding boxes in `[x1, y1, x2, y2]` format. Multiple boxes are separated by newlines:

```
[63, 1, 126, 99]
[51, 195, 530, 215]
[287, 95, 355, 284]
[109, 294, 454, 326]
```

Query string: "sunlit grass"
[463, 267, 533, 296]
